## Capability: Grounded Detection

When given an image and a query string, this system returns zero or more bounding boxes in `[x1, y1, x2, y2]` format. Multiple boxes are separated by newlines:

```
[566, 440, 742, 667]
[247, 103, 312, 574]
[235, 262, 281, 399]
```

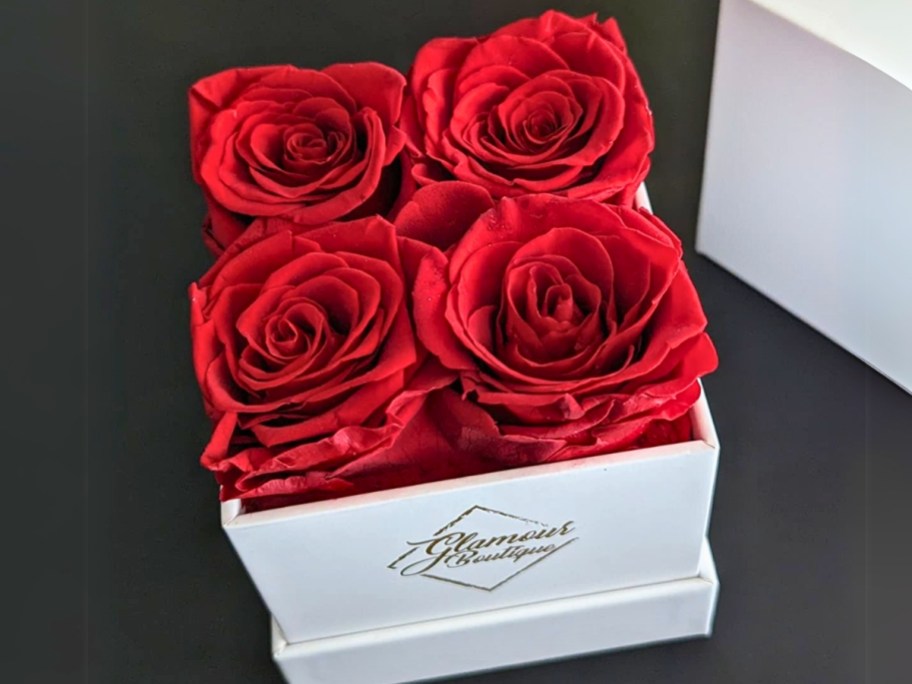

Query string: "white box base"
[272, 540, 719, 684]
[226, 389, 718, 644]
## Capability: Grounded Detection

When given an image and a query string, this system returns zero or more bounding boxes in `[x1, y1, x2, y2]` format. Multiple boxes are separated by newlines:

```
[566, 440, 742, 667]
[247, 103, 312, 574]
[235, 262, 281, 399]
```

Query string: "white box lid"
[749, 0, 912, 90]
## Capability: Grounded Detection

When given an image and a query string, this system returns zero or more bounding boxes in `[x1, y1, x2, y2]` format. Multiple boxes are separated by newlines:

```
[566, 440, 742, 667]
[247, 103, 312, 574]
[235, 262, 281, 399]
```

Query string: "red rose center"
[499, 90, 580, 155]
[261, 300, 335, 363]
[540, 283, 579, 323]
[496, 259, 606, 366]
[282, 122, 349, 167]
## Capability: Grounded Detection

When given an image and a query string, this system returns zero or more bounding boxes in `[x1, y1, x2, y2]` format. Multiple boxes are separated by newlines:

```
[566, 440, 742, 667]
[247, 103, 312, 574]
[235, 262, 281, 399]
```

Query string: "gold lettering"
[481, 533, 520, 548]
[425, 532, 463, 555]
[446, 551, 476, 568]
[453, 532, 478, 553]
[395, 533, 463, 576]
[394, 517, 577, 578]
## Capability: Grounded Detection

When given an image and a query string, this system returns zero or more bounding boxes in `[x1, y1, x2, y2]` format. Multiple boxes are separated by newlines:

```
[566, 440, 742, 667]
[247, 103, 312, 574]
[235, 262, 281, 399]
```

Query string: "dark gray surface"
[87, 1, 905, 681]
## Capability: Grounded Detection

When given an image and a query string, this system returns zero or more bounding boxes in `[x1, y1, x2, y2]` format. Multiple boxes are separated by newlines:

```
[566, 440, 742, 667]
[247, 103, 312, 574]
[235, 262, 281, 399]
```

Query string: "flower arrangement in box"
[187, 10, 717, 513]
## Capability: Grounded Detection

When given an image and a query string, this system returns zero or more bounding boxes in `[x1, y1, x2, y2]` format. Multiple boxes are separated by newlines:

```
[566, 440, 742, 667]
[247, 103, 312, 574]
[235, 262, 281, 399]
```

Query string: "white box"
[271, 540, 719, 684]
[697, 0, 912, 393]
[221, 388, 719, 644]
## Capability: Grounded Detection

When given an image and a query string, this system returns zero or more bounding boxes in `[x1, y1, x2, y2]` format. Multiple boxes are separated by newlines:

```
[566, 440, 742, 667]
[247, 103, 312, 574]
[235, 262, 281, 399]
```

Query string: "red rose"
[234, 389, 500, 511]
[392, 180, 494, 250]
[413, 194, 717, 465]
[189, 63, 408, 254]
[402, 10, 654, 204]
[189, 214, 452, 503]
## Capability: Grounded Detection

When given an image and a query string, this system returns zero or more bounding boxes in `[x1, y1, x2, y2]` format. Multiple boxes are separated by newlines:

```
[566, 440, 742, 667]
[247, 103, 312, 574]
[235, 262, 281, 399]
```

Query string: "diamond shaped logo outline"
[388, 505, 578, 591]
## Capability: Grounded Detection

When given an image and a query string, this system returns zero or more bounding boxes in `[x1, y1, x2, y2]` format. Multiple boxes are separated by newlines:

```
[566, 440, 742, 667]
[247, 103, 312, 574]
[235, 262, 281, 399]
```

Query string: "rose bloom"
[189, 214, 458, 505]
[189, 63, 407, 254]
[413, 192, 717, 465]
[402, 10, 654, 204]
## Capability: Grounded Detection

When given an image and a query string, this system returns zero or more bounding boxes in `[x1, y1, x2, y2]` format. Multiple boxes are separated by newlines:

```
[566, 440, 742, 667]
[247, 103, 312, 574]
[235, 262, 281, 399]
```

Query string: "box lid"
[748, 0, 912, 90]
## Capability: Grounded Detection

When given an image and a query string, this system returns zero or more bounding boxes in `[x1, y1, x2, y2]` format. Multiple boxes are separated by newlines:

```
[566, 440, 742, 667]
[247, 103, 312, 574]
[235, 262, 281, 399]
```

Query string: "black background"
[72, 0, 909, 682]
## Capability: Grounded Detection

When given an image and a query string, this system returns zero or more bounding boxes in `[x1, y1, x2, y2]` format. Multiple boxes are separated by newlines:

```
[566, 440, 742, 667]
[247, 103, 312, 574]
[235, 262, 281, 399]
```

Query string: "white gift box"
[697, 0, 912, 393]
[219, 185, 721, 679]
[271, 539, 719, 684]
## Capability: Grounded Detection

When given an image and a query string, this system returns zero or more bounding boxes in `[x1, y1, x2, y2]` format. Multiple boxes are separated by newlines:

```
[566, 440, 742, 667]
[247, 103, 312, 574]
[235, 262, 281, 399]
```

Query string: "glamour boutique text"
[392, 522, 577, 577]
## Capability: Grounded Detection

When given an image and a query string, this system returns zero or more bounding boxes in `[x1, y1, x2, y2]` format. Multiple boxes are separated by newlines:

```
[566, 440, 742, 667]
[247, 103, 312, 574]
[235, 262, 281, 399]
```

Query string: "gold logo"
[388, 505, 577, 591]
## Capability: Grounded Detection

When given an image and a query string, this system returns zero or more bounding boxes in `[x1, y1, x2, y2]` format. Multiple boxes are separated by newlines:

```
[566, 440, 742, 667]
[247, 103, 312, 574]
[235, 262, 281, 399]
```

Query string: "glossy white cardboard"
[221, 389, 719, 644]
[272, 540, 719, 684]
[697, 0, 912, 392]
[745, 0, 912, 91]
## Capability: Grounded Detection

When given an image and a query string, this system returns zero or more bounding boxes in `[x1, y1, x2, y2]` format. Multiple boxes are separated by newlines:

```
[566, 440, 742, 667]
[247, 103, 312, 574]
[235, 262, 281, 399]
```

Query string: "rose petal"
[393, 181, 494, 250]
[323, 62, 406, 130]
